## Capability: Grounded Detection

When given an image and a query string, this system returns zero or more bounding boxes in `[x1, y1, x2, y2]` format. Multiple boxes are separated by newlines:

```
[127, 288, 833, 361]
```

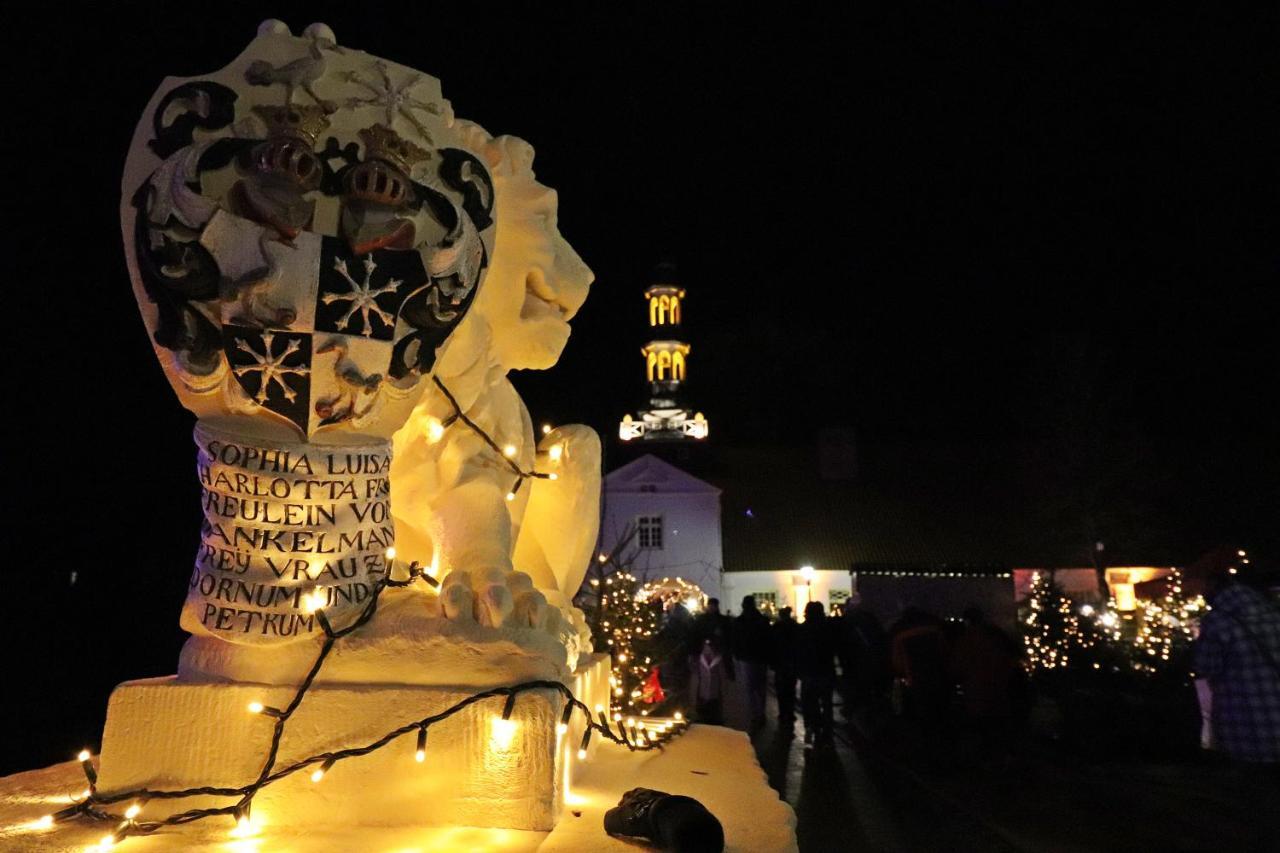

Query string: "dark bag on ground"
[604, 787, 725, 852]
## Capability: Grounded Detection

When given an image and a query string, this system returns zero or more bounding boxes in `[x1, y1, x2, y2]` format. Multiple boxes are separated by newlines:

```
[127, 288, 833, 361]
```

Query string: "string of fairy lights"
[589, 568, 662, 716]
[35, 378, 689, 848]
[430, 375, 556, 501]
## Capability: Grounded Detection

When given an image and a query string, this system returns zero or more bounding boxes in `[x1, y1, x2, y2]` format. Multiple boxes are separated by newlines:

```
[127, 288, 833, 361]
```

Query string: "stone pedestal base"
[96, 654, 610, 831]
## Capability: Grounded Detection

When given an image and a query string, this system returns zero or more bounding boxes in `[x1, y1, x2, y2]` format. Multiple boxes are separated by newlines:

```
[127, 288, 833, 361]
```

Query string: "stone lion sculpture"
[119, 19, 599, 686]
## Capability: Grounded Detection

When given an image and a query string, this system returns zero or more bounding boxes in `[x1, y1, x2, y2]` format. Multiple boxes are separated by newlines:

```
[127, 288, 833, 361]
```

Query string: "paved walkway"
[751, 697, 1280, 852]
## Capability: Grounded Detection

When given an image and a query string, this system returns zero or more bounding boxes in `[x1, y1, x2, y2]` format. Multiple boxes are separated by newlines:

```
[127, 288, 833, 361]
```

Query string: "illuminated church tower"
[619, 266, 708, 442]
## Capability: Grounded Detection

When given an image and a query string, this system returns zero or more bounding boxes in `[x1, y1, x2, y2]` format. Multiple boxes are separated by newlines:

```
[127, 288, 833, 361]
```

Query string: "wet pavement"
[750, 697, 1280, 852]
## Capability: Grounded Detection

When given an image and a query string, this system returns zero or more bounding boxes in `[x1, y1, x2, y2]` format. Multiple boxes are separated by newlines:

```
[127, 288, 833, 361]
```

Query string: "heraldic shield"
[206, 217, 443, 436]
[125, 57, 496, 440]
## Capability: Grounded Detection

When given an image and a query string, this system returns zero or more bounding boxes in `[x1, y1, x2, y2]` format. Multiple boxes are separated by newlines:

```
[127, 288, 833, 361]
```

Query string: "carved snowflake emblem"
[324, 256, 402, 337]
[341, 61, 441, 143]
[232, 331, 310, 403]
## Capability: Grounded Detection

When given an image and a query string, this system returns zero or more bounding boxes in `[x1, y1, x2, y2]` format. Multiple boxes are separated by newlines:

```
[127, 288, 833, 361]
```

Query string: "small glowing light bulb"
[548, 472, 559, 480]
[385, 546, 397, 561]
[231, 815, 255, 839]
[674, 711, 683, 721]
[549, 444, 564, 462]
[100, 834, 116, 848]
[77, 750, 92, 763]
[247, 701, 265, 714]
[542, 424, 552, 435]
[426, 417, 445, 443]
[415, 748, 426, 763]
[310, 768, 325, 783]
[506, 491, 516, 502]
[503, 444, 518, 458]
[34, 815, 53, 829]
[125, 803, 142, 820]
[556, 723, 568, 735]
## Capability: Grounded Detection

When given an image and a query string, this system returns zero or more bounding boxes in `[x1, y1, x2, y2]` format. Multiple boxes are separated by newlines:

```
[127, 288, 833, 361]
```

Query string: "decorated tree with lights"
[1021, 570, 1092, 673]
[1122, 568, 1204, 679]
[579, 523, 666, 716]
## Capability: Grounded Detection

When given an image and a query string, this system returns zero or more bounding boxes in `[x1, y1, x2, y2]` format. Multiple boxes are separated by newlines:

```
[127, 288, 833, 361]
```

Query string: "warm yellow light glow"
[505, 491, 516, 502]
[26, 815, 54, 830]
[247, 701, 265, 714]
[542, 423, 553, 435]
[490, 718, 519, 751]
[385, 546, 397, 561]
[124, 804, 141, 820]
[548, 472, 559, 481]
[799, 565, 816, 583]
[598, 553, 608, 563]
[548, 444, 564, 462]
[300, 586, 327, 615]
[310, 768, 325, 783]
[415, 748, 426, 763]
[674, 711, 683, 721]
[77, 750, 91, 763]
[577, 748, 587, 760]
[425, 417, 445, 443]
[99, 834, 117, 849]
[230, 815, 258, 839]
[1114, 583, 1137, 612]
[503, 444, 518, 458]
[648, 292, 682, 326]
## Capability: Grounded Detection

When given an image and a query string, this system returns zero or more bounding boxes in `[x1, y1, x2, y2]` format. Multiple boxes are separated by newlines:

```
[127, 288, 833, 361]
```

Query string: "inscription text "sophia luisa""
[202, 439, 391, 476]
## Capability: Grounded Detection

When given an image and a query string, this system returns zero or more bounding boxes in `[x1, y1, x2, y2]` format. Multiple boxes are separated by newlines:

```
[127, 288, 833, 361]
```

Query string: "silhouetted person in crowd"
[949, 606, 1022, 760]
[689, 635, 732, 725]
[771, 606, 800, 726]
[735, 595, 771, 728]
[889, 607, 950, 748]
[659, 601, 696, 707]
[690, 598, 734, 662]
[838, 597, 889, 718]
[798, 601, 837, 744]
[1193, 570, 1280, 778]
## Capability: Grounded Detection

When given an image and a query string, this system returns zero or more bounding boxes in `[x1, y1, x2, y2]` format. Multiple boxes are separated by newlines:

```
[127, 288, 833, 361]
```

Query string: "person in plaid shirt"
[1193, 576, 1280, 765]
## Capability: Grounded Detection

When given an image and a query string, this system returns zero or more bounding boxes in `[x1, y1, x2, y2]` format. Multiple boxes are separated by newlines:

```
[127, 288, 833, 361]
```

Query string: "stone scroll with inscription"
[184, 422, 394, 643]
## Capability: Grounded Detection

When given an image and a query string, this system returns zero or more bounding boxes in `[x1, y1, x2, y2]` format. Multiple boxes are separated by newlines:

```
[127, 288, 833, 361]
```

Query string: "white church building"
[599, 454, 724, 600]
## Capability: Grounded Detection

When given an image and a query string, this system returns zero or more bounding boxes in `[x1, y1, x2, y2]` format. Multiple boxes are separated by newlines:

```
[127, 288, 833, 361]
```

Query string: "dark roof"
[709, 442, 1186, 574]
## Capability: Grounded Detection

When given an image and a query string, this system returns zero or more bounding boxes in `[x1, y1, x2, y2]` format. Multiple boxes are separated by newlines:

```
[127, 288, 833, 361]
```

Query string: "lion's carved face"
[455, 125, 594, 372]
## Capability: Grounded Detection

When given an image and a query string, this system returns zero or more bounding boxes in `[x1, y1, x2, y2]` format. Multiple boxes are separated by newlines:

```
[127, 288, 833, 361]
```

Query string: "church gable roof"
[605, 454, 722, 496]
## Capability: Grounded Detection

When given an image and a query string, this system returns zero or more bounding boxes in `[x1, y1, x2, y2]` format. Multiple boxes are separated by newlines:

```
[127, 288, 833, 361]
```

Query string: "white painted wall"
[722, 569, 852, 618]
[599, 456, 723, 598]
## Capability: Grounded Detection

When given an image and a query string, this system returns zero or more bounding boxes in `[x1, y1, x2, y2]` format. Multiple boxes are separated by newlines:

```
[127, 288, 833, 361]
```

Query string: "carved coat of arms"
[123, 27, 495, 439]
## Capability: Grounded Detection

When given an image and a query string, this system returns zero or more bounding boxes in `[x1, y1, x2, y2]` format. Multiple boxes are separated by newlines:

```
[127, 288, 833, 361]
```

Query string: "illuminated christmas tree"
[1021, 570, 1092, 672]
[581, 525, 665, 716]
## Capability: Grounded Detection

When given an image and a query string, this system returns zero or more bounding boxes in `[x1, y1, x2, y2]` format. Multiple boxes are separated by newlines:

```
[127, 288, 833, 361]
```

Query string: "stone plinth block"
[96, 654, 610, 831]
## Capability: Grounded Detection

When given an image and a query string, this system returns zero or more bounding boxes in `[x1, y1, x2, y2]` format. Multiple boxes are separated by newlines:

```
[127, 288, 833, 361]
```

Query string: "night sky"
[4, 4, 1276, 772]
